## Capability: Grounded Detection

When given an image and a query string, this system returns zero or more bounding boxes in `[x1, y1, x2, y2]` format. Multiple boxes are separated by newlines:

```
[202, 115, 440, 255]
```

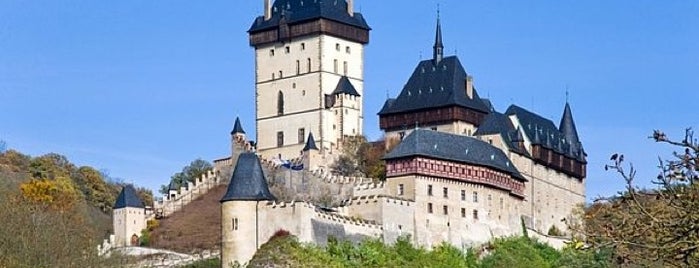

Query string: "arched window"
[277, 91, 284, 115]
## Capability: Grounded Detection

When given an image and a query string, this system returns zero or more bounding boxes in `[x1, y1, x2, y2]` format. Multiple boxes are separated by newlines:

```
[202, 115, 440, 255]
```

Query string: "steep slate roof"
[332, 76, 360, 96]
[384, 129, 525, 181]
[231, 117, 245, 135]
[221, 153, 276, 202]
[302, 132, 319, 151]
[378, 56, 490, 115]
[248, 0, 370, 33]
[559, 102, 581, 152]
[474, 111, 529, 156]
[113, 185, 144, 209]
[505, 105, 585, 160]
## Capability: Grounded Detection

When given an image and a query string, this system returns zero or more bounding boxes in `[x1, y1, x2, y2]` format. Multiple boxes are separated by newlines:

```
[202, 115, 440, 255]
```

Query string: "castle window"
[279, 70, 283, 79]
[285, 46, 290, 53]
[427, 185, 433, 196]
[473, 192, 478, 203]
[334, 59, 338, 73]
[272, 73, 275, 80]
[427, 203, 433, 213]
[500, 198, 504, 209]
[296, 60, 300, 75]
[343, 61, 348, 75]
[232, 218, 239, 230]
[307, 58, 312, 72]
[346, 46, 351, 54]
[276, 131, 284, 148]
[301, 43, 305, 50]
[461, 208, 466, 218]
[473, 210, 479, 220]
[461, 190, 466, 201]
[488, 194, 492, 205]
[277, 91, 284, 115]
[270, 49, 275, 56]
[443, 205, 448, 215]
[336, 43, 340, 51]
[443, 187, 448, 198]
[399, 131, 406, 140]
[431, 127, 437, 131]
[398, 184, 404, 196]
[298, 128, 305, 144]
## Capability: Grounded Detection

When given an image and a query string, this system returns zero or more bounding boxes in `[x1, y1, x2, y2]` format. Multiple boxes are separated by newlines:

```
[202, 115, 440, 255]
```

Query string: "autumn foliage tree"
[573, 128, 699, 267]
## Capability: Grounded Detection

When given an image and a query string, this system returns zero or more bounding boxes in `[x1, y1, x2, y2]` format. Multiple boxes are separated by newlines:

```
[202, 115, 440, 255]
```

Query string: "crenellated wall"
[154, 169, 223, 218]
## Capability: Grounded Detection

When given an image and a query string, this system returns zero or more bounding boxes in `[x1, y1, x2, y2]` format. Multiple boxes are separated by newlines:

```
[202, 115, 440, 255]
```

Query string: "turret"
[231, 116, 247, 164]
[559, 102, 582, 156]
[433, 14, 444, 64]
[220, 153, 276, 266]
[112, 185, 146, 247]
[302, 132, 321, 171]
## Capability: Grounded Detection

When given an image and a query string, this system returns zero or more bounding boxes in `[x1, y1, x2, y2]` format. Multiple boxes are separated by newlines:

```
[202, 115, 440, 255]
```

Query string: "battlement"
[97, 234, 115, 256]
[314, 207, 383, 230]
[154, 168, 223, 218]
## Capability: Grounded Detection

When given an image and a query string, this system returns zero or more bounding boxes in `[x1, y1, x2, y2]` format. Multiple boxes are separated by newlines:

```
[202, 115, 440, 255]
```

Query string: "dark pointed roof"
[384, 129, 525, 181]
[231, 117, 245, 135]
[221, 153, 276, 202]
[249, 0, 370, 33]
[474, 111, 528, 156]
[332, 76, 360, 96]
[302, 132, 319, 151]
[378, 56, 490, 116]
[559, 102, 581, 152]
[505, 105, 561, 147]
[113, 185, 144, 209]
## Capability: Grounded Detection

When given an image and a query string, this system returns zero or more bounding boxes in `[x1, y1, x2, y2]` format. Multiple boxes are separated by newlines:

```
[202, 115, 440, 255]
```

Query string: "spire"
[302, 132, 319, 151]
[231, 117, 245, 135]
[559, 102, 581, 152]
[433, 10, 444, 64]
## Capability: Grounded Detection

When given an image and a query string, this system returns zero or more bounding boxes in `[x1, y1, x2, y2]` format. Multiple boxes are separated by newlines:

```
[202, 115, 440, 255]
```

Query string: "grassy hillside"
[150, 184, 227, 253]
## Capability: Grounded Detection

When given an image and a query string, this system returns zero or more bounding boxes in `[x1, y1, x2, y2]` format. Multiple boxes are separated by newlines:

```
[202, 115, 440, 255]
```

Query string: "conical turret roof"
[231, 117, 245, 135]
[559, 103, 580, 151]
[221, 153, 276, 202]
[113, 185, 144, 209]
[302, 132, 319, 151]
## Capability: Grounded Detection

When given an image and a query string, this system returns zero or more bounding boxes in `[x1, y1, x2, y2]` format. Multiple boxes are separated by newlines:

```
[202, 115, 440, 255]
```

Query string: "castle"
[103, 1, 586, 266]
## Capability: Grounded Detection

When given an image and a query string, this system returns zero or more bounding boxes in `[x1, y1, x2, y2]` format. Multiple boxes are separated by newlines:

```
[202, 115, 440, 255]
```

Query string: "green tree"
[160, 158, 213, 194]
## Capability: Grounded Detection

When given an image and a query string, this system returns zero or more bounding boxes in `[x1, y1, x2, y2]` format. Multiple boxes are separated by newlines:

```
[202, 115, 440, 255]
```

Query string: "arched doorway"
[130, 234, 139, 246]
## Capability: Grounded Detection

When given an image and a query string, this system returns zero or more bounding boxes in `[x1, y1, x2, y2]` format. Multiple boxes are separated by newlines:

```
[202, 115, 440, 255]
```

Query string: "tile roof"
[113, 185, 144, 209]
[231, 117, 245, 135]
[378, 56, 490, 115]
[248, 0, 370, 34]
[221, 153, 276, 202]
[332, 76, 360, 96]
[384, 129, 525, 181]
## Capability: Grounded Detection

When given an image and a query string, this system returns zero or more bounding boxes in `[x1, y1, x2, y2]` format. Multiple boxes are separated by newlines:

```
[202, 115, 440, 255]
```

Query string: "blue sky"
[1, 1, 697, 200]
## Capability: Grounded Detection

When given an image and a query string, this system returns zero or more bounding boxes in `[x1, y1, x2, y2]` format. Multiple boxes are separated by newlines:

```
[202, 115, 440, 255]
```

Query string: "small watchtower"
[112, 185, 146, 247]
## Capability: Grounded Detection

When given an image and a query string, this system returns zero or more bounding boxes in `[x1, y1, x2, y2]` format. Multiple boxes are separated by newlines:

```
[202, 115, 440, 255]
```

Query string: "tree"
[19, 176, 81, 212]
[160, 158, 213, 194]
[573, 128, 699, 267]
[330, 136, 395, 180]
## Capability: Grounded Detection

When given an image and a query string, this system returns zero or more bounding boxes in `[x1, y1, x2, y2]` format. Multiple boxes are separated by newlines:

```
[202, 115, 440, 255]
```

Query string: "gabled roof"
[332, 76, 360, 96]
[221, 153, 276, 202]
[384, 129, 525, 181]
[302, 132, 319, 151]
[113, 185, 144, 209]
[378, 56, 490, 115]
[249, 0, 370, 34]
[474, 111, 528, 156]
[231, 117, 245, 135]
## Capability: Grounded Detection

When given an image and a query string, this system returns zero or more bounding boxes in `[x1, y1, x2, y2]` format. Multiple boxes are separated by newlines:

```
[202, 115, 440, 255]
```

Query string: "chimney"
[465, 75, 474, 99]
[347, 0, 354, 16]
[264, 0, 272, 20]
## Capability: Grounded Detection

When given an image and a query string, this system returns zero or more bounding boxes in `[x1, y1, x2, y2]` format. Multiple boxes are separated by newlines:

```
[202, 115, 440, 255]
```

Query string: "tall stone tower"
[248, 0, 370, 162]
[112, 185, 146, 247]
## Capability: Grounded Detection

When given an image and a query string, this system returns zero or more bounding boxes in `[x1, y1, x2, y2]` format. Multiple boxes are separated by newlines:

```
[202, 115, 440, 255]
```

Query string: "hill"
[150, 184, 227, 253]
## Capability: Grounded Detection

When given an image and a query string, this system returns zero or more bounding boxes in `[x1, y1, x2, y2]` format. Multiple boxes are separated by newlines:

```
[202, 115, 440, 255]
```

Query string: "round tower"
[220, 153, 276, 266]
[112, 185, 146, 247]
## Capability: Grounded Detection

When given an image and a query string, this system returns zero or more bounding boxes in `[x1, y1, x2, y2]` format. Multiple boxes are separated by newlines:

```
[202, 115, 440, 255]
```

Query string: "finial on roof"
[433, 8, 444, 65]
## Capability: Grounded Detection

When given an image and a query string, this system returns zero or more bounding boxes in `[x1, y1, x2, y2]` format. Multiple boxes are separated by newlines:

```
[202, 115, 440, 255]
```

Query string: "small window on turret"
[285, 46, 290, 53]
[336, 43, 340, 51]
[301, 43, 306, 50]
[270, 49, 275, 56]
[232, 218, 239, 230]
[346, 46, 351, 54]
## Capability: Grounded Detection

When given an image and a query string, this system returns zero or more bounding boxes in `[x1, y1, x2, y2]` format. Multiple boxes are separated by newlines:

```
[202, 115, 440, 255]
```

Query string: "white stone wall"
[255, 33, 365, 163]
[113, 207, 147, 247]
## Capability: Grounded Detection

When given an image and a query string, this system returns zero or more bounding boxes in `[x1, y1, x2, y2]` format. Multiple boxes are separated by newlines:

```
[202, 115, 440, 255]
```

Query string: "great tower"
[248, 0, 370, 165]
